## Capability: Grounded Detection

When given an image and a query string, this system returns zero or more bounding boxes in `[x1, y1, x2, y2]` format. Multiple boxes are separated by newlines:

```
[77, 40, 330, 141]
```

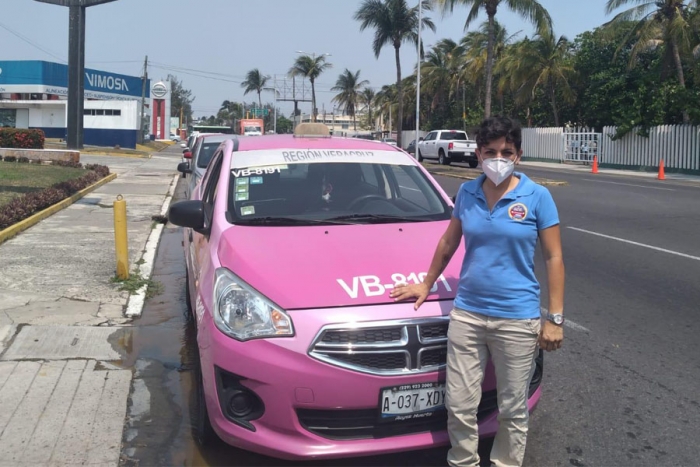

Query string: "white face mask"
[481, 157, 515, 186]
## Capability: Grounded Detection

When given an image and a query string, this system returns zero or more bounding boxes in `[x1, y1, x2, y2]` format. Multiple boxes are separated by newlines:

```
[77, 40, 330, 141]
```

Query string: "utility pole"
[138, 55, 148, 144]
[35, 0, 118, 150]
[415, 0, 422, 154]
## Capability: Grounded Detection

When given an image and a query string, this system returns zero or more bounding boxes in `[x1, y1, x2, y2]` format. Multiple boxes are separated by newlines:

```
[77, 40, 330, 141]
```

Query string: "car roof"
[235, 134, 404, 152]
[197, 134, 236, 143]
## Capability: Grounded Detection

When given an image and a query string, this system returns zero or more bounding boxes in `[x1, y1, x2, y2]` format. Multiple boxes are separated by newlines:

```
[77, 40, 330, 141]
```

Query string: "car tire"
[439, 150, 451, 166]
[417, 150, 424, 162]
[468, 160, 478, 169]
[192, 354, 217, 447]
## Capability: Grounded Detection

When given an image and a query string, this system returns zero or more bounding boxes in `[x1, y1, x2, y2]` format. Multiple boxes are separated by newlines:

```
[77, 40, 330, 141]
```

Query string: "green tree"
[167, 74, 194, 124]
[359, 87, 377, 130]
[500, 31, 576, 126]
[241, 69, 270, 110]
[434, 0, 552, 119]
[354, 0, 435, 147]
[605, 0, 697, 123]
[276, 115, 293, 134]
[332, 69, 370, 131]
[288, 55, 332, 122]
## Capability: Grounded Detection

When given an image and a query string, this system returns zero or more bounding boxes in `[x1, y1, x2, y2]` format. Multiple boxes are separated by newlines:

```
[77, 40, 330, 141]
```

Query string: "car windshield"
[440, 132, 467, 141]
[228, 161, 450, 225]
[197, 141, 223, 168]
[244, 126, 261, 132]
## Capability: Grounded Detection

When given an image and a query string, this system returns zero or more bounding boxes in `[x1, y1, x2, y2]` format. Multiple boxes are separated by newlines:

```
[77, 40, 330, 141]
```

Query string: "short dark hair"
[475, 116, 522, 151]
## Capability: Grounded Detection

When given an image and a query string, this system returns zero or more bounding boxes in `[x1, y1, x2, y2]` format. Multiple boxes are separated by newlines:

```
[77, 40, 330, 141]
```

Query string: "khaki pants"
[446, 308, 540, 467]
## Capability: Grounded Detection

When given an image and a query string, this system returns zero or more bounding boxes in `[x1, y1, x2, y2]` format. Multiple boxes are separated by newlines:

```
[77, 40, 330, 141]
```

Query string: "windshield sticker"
[235, 192, 249, 201]
[241, 206, 255, 216]
[250, 176, 263, 185]
[236, 177, 249, 186]
[337, 273, 452, 299]
[235, 184, 249, 193]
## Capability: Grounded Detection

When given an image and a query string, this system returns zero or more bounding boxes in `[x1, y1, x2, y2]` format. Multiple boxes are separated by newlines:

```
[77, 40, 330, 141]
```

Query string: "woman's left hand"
[539, 321, 563, 351]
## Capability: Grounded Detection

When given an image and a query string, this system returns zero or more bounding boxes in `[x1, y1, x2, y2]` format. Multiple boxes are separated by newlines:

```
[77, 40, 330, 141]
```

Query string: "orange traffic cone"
[658, 159, 665, 180]
[591, 155, 599, 174]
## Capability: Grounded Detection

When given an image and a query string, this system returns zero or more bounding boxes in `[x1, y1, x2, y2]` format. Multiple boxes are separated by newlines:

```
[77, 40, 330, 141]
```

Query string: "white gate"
[564, 130, 601, 162]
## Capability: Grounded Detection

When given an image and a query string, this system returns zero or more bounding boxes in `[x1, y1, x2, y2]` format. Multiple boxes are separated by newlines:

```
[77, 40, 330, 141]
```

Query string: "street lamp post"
[416, 0, 422, 155]
[35, 0, 118, 150]
[263, 87, 278, 134]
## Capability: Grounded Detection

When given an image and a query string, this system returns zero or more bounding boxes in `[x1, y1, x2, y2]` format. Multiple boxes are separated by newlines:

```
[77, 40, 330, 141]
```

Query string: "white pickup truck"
[417, 129, 479, 167]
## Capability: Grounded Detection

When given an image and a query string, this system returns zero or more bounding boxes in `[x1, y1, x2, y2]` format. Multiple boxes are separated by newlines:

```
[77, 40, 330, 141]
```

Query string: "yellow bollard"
[114, 194, 129, 280]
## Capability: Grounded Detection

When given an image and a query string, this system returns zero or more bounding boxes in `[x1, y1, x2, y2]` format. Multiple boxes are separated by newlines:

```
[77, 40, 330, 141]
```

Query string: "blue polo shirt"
[452, 173, 559, 319]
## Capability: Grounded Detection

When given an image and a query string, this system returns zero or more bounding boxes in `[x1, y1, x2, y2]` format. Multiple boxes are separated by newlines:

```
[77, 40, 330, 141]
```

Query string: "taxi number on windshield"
[337, 273, 452, 299]
[232, 166, 285, 178]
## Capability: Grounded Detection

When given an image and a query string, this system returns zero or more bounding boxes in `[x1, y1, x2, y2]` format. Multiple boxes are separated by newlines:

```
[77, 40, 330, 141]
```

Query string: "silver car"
[184, 134, 237, 199]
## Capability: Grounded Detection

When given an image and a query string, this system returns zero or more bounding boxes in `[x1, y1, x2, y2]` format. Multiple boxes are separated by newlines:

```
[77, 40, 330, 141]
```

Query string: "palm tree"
[355, 0, 435, 147]
[435, 0, 552, 119]
[499, 32, 576, 126]
[375, 84, 398, 132]
[288, 55, 332, 122]
[241, 69, 270, 110]
[332, 69, 370, 131]
[359, 87, 377, 130]
[421, 39, 463, 113]
[605, 0, 695, 123]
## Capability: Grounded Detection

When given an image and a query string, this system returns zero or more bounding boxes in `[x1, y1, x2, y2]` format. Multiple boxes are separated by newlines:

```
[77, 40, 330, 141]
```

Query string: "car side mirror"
[451, 195, 457, 204]
[419, 137, 424, 142]
[183, 151, 192, 159]
[177, 162, 192, 174]
[168, 200, 207, 234]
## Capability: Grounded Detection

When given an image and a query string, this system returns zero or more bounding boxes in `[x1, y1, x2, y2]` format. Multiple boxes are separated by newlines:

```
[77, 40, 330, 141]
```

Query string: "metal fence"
[523, 125, 700, 172]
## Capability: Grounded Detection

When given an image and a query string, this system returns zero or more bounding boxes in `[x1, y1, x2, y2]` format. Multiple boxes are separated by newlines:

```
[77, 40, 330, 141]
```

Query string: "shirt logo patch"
[508, 203, 528, 221]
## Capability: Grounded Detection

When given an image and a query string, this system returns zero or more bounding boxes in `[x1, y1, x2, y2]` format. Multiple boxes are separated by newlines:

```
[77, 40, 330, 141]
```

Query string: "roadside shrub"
[0, 163, 111, 230]
[18, 156, 30, 164]
[0, 128, 45, 149]
[52, 160, 83, 169]
[0, 155, 3, 161]
[4, 156, 17, 162]
[32, 159, 43, 165]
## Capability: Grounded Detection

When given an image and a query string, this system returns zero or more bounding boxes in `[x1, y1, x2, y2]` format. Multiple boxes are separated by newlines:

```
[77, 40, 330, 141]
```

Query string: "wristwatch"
[546, 313, 565, 326]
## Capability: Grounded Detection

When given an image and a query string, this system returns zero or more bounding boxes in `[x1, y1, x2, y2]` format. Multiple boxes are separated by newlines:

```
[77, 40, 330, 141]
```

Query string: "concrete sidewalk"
[520, 160, 700, 182]
[0, 148, 180, 466]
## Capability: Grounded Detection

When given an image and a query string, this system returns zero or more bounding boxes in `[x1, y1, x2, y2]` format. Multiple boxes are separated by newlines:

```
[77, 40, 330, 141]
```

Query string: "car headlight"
[213, 268, 293, 341]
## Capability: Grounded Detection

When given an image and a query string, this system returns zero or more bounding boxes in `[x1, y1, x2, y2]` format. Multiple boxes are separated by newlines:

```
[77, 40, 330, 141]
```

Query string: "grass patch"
[111, 271, 163, 299]
[0, 161, 86, 208]
[138, 141, 172, 152]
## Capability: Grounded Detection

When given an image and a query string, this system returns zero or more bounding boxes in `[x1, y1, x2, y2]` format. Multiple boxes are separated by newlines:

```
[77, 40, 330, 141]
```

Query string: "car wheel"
[439, 150, 451, 166]
[468, 160, 478, 169]
[417, 150, 424, 162]
[192, 355, 217, 447]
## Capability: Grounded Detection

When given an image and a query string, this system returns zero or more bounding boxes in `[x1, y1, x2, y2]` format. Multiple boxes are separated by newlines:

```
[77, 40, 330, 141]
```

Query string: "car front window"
[227, 160, 450, 225]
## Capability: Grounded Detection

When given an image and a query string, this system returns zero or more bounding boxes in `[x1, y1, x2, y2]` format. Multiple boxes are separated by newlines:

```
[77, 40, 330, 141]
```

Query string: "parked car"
[417, 130, 478, 167]
[381, 137, 398, 146]
[405, 139, 417, 155]
[170, 133, 181, 142]
[180, 134, 235, 198]
[169, 123, 543, 461]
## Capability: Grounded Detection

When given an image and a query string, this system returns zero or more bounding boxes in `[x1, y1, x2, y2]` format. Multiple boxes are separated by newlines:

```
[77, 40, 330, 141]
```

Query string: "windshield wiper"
[235, 216, 351, 226]
[326, 214, 431, 224]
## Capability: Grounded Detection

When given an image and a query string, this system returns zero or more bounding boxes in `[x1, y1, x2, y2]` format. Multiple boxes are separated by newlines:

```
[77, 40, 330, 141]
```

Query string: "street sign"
[251, 108, 269, 117]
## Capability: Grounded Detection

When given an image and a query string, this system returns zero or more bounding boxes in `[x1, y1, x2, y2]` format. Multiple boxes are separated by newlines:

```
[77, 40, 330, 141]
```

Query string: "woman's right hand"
[389, 282, 431, 310]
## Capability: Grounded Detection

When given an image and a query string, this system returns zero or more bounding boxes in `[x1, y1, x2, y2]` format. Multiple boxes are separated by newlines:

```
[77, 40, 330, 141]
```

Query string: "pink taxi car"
[168, 124, 543, 460]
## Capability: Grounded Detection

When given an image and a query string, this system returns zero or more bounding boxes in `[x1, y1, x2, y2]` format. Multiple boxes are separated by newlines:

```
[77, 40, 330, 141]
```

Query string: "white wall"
[84, 100, 138, 130]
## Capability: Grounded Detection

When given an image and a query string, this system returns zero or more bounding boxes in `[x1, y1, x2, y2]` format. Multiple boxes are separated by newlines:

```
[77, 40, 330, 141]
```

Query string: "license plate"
[379, 382, 446, 422]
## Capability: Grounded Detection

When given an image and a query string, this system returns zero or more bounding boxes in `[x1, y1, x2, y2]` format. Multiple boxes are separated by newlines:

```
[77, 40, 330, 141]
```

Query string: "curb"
[125, 173, 180, 318]
[0, 172, 118, 245]
[81, 151, 152, 159]
[426, 167, 568, 187]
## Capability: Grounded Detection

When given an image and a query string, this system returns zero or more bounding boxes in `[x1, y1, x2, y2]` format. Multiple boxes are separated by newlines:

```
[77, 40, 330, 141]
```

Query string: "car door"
[187, 150, 224, 319]
[419, 132, 433, 158]
[426, 132, 438, 158]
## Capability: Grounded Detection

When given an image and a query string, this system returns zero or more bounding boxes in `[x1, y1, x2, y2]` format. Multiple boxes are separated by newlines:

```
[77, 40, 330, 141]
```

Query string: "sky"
[1, 0, 619, 119]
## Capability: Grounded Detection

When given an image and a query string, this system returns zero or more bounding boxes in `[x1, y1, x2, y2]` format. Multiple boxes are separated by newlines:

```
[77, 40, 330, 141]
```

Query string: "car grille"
[309, 318, 449, 376]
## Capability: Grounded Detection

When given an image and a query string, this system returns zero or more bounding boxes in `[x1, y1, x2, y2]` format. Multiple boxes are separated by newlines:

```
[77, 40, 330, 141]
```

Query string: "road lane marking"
[567, 227, 700, 262]
[541, 307, 590, 333]
[581, 179, 675, 191]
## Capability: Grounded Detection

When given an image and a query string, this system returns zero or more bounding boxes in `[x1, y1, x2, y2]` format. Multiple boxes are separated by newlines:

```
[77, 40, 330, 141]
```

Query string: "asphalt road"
[123, 149, 700, 467]
[433, 163, 700, 467]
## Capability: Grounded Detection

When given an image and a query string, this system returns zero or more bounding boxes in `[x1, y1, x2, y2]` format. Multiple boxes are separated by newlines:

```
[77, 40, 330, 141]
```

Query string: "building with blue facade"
[0, 60, 168, 149]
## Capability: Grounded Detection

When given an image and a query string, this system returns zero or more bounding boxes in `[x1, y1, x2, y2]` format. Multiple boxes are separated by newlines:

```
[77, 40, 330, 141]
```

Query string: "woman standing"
[390, 116, 565, 467]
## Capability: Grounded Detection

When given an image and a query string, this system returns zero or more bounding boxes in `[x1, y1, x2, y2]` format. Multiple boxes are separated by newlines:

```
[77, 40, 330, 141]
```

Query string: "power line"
[0, 20, 66, 63]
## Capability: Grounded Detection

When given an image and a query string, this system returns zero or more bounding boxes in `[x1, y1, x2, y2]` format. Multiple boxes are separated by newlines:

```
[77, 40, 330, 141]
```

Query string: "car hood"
[217, 221, 462, 310]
